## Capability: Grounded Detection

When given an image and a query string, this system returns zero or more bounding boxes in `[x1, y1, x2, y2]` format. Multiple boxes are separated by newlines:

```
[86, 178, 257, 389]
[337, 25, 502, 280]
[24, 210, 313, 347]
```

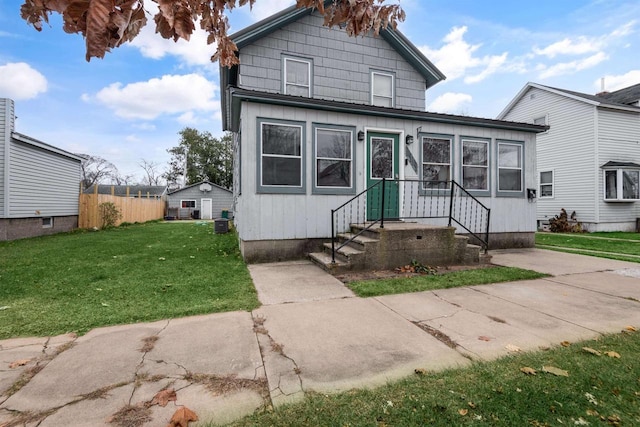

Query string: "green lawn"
[0, 221, 259, 339]
[228, 331, 640, 426]
[347, 267, 548, 298]
[536, 232, 640, 262]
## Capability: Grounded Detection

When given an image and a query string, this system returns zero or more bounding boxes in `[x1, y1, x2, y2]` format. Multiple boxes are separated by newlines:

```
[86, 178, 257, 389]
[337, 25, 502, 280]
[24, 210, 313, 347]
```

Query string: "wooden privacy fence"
[79, 194, 166, 229]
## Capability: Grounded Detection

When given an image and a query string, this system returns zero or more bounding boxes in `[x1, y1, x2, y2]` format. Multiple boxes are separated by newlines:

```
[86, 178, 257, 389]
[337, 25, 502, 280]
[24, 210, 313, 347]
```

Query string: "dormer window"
[283, 56, 312, 97]
[371, 70, 395, 107]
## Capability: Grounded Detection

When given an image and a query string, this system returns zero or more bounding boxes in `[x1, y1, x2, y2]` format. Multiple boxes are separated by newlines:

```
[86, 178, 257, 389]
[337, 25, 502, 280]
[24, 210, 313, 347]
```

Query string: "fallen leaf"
[9, 359, 31, 369]
[505, 344, 521, 352]
[520, 367, 537, 375]
[151, 388, 176, 407]
[574, 417, 589, 425]
[168, 407, 198, 427]
[582, 347, 602, 356]
[0, 306, 10, 310]
[468, 402, 476, 409]
[478, 336, 492, 342]
[414, 368, 427, 375]
[625, 326, 637, 332]
[605, 351, 621, 359]
[561, 341, 571, 347]
[458, 409, 468, 416]
[542, 366, 569, 377]
[101, 302, 109, 307]
[586, 409, 599, 416]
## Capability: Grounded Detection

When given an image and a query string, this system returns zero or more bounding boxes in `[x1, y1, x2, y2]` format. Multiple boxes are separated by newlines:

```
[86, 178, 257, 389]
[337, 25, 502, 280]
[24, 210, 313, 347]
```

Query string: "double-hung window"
[283, 56, 311, 97]
[371, 71, 394, 107]
[258, 119, 305, 193]
[604, 169, 640, 201]
[421, 135, 452, 191]
[539, 171, 553, 198]
[312, 124, 355, 194]
[461, 138, 489, 193]
[497, 140, 524, 196]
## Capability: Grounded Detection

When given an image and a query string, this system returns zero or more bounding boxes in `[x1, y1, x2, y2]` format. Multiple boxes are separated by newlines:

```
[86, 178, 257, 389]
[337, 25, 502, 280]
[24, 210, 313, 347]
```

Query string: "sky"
[1, 0, 639, 182]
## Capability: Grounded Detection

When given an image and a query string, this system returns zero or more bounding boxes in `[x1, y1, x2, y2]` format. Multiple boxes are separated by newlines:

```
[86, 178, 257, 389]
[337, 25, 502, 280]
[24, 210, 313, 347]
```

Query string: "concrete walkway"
[1, 250, 639, 426]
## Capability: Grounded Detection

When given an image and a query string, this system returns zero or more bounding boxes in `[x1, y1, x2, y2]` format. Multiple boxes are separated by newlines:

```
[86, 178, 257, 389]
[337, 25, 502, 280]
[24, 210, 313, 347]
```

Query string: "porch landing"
[310, 222, 491, 273]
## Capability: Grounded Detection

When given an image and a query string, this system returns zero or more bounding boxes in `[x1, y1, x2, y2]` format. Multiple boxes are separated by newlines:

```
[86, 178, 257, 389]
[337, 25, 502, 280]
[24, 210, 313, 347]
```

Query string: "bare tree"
[139, 159, 164, 186]
[77, 154, 118, 190]
[111, 172, 137, 186]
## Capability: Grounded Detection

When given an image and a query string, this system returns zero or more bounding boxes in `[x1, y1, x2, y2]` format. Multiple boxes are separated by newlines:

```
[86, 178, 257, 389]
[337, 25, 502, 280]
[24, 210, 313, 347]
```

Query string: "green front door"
[366, 132, 400, 220]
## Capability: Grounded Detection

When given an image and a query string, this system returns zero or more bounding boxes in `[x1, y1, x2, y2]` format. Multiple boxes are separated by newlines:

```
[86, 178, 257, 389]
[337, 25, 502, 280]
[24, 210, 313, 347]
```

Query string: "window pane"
[371, 138, 393, 179]
[605, 170, 617, 199]
[622, 170, 639, 199]
[423, 164, 450, 182]
[463, 141, 487, 166]
[540, 184, 553, 197]
[317, 160, 351, 187]
[262, 124, 301, 156]
[317, 129, 351, 159]
[286, 84, 309, 97]
[372, 96, 392, 107]
[286, 60, 309, 86]
[463, 166, 487, 190]
[533, 116, 546, 125]
[499, 144, 521, 167]
[540, 171, 552, 184]
[373, 73, 392, 97]
[262, 157, 301, 186]
[499, 169, 522, 191]
[423, 138, 450, 164]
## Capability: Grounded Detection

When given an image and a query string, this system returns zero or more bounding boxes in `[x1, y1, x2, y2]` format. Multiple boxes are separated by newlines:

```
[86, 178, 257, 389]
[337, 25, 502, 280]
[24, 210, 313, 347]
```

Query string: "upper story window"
[539, 171, 553, 198]
[604, 169, 640, 201]
[258, 119, 306, 194]
[283, 56, 312, 97]
[420, 135, 452, 191]
[312, 124, 355, 195]
[497, 140, 524, 196]
[533, 116, 547, 125]
[461, 138, 489, 193]
[371, 71, 395, 107]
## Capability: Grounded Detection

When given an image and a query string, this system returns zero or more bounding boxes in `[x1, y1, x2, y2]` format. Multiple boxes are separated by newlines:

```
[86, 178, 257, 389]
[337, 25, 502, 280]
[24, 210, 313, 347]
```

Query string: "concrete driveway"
[1, 249, 639, 426]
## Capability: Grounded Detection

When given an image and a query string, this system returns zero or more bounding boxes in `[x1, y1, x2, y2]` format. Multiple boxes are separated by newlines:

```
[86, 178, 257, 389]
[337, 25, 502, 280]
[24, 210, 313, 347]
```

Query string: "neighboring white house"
[167, 180, 233, 220]
[498, 82, 640, 232]
[220, 4, 546, 262]
[0, 98, 82, 241]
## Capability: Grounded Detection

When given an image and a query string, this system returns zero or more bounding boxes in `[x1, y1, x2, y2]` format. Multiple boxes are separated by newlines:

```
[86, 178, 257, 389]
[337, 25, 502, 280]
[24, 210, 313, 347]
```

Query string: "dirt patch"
[139, 336, 159, 353]
[335, 264, 495, 283]
[183, 373, 268, 398]
[107, 404, 152, 427]
[412, 322, 458, 349]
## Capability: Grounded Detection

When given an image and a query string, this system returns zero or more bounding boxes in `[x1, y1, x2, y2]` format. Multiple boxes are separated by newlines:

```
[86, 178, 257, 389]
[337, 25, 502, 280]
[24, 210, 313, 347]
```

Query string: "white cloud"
[538, 52, 608, 79]
[246, 0, 294, 21]
[126, 134, 142, 143]
[90, 74, 219, 120]
[177, 111, 197, 125]
[533, 37, 602, 58]
[133, 123, 157, 131]
[419, 26, 508, 83]
[128, 4, 216, 66]
[0, 62, 47, 100]
[427, 92, 472, 113]
[596, 70, 640, 92]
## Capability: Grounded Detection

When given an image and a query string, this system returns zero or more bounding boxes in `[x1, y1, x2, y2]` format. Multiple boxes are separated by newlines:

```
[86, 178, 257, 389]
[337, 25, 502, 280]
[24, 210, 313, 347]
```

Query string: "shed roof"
[167, 180, 231, 195]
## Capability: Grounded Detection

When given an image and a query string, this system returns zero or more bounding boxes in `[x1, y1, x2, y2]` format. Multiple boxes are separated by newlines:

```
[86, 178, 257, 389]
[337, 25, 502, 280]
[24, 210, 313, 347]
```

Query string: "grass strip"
[346, 266, 548, 298]
[0, 221, 259, 339]
[227, 331, 640, 426]
[536, 245, 640, 264]
[536, 233, 640, 256]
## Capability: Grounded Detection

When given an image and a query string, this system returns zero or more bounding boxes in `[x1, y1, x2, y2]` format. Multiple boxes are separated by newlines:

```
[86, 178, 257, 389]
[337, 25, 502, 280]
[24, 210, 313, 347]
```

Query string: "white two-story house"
[220, 4, 546, 262]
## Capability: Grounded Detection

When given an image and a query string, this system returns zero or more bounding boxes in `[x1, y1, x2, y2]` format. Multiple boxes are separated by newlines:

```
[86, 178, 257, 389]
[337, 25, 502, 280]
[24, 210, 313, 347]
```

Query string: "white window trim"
[42, 217, 53, 228]
[283, 56, 311, 98]
[461, 137, 490, 194]
[604, 168, 640, 202]
[313, 125, 355, 194]
[539, 170, 554, 199]
[497, 142, 523, 193]
[180, 200, 196, 209]
[420, 134, 453, 191]
[370, 70, 395, 107]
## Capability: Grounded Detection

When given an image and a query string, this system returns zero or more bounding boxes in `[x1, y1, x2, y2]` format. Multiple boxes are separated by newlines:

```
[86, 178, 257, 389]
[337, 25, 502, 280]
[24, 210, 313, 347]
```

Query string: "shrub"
[99, 202, 122, 229]
[549, 208, 582, 233]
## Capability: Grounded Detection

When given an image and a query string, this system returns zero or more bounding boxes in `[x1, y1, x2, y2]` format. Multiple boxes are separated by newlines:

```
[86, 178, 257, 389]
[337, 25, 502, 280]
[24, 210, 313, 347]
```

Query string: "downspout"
[593, 106, 600, 226]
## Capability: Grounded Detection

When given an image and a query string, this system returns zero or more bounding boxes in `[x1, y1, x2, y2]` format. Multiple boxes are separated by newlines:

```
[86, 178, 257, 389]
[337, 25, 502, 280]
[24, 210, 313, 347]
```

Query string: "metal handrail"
[330, 179, 491, 263]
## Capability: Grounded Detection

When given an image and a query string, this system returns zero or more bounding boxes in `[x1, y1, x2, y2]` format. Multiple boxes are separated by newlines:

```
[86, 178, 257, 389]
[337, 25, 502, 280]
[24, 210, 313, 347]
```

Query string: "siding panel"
[167, 183, 233, 219]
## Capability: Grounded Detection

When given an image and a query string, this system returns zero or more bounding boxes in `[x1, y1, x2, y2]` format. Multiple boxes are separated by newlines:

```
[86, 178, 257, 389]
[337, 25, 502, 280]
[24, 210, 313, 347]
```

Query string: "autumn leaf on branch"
[20, 0, 404, 66]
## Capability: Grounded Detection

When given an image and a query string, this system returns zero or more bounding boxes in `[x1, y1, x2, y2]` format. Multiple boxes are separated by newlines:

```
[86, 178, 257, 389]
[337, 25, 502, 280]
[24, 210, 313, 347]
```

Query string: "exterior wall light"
[357, 130, 365, 142]
[405, 135, 414, 145]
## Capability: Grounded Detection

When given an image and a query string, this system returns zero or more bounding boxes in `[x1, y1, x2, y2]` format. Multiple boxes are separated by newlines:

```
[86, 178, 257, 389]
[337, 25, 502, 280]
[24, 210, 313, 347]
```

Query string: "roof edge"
[11, 132, 83, 162]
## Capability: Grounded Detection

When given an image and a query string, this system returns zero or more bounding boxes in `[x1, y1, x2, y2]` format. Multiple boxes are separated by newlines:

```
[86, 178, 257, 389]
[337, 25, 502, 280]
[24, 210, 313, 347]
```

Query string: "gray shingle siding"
[238, 12, 426, 111]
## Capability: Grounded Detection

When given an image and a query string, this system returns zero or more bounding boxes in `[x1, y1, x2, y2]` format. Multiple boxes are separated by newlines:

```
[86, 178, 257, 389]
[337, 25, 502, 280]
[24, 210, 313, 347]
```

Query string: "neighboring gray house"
[167, 180, 232, 220]
[0, 98, 82, 240]
[498, 82, 640, 232]
[84, 184, 168, 199]
[220, 4, 546, 262]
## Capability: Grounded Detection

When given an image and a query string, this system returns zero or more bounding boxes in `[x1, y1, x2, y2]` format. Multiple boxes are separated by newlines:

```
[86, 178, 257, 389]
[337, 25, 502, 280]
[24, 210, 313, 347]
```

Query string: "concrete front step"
[308, 251, 351, 274]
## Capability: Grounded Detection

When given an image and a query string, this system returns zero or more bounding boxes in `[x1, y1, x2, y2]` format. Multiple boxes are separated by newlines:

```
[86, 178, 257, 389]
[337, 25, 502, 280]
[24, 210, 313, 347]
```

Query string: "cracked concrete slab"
[476, 279, 640, 333]
[548, 271, 640, 300]
[490, 248, 640, 276]
[254, 298, 469, 395]
[248, 260, 354, 305]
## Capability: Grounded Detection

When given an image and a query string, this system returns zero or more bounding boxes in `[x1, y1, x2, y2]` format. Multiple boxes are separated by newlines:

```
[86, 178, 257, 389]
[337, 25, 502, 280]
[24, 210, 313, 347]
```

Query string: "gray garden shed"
[167, 180, 233, 220]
